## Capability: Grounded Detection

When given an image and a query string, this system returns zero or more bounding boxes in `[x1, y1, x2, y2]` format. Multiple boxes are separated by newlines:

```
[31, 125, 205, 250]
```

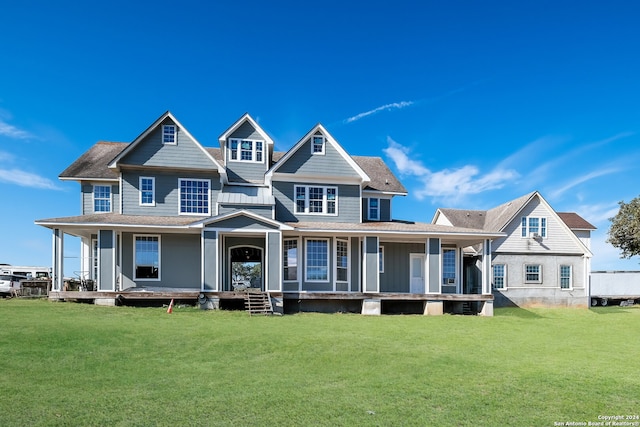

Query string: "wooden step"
[244, 289, 273, 315]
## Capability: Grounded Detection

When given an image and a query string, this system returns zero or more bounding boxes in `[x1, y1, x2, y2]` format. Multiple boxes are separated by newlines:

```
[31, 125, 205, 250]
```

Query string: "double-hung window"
[139, 177, 155, 206]
[163, 125, 176, 144]
[93, 185, 111, 213]
[525, 264, 542, 283]
[283, 239, 298, 281]
[306, 239, 329, 282]
[368, 198, 380, 220]
[521, 216, 547, 238]
[560, 265, 572, 289]
[312, 135, 325, 154]
[135, 235, 160, 280]
[228, 139, 264, 163]
[179, 179, 210, 215]
[493, 264, 506, 289]
[294, 185, 337, 215]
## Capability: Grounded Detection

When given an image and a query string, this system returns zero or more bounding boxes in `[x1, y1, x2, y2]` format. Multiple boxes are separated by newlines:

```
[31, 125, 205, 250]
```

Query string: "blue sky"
[1, 0, 640, 274]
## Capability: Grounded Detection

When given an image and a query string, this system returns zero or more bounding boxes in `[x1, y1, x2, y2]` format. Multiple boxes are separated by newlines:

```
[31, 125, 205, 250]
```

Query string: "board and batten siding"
[82, 182, 120, 214]
[120, 170, 221, 216]
[272, 181, 361, 223]
[120, 119, 218, 170]
[492, 199, 584, 254]
[276, 137, 361, 178]
[120, 233, 201, 290]
[379, 242, 425, 293]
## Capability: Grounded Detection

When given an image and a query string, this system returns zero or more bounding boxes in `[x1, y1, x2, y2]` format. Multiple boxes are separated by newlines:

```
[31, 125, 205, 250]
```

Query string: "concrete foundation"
[199, 297, 220, 310]
[424, 300, 443, 315]
[270, 296, 284, 315]
[361, 299, 381, 315]
[479, 300, 494, 316]
[94, 298, 116, 307]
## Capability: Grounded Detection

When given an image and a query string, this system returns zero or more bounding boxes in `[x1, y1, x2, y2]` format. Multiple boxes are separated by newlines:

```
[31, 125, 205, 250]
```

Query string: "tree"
[607, 196, 640, 260]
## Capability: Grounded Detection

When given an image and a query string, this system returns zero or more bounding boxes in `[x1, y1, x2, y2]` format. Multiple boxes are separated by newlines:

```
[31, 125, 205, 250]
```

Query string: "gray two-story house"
[36, 111, 502, 315]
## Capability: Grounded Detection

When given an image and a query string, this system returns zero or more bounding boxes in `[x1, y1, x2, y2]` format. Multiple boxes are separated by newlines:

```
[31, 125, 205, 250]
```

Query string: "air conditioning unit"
[447, 278, 456, 284]
[529, 232, 541, 239]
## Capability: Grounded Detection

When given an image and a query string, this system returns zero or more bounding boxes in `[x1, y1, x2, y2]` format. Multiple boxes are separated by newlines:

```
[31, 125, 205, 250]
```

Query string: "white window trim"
[524, 264, 542, 284]
[492, 263, 507, 290]
[368, 198, 380, 221]
[162, 125, 177, 145]
[139, 176, 155, 207]
[559, 265, 572, 290]
[294, 185, 338, 216]
[283, 238, 300, 283]
[178, 178, 211, 216]
[379, 245, 384, 273]
[305, 238, 330, 283]
[521, 216, 547, 238]
[311, 135, 325, 155]
[334, 238, 350, 289]
[228, 138, 265, 163]
[134, 234, 161, 281]
[93, 184, 112, 213]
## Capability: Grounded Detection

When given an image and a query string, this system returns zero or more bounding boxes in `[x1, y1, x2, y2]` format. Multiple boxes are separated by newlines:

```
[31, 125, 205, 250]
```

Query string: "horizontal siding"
[121, 170, 221, 216]
[210, 215, 278, 230]
[121, 119, 217, 170]
[379, 242, 425, 293]
[493, 199, 584, 254]
[273, 181, 360, 223]
[277, 138, 360, 178]
[227, 161, 267, 183]
[229, 121, 263, 140]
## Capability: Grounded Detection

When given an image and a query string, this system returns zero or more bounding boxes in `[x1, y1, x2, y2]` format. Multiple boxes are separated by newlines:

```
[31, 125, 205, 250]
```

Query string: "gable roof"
[265, 123, 370, 184]
[353, 156, 407, 194]
[218, 113, 275, 150]
[59, 141, 126, 181]
[557, 212, 597, 230]
[107, 111, 224, 172]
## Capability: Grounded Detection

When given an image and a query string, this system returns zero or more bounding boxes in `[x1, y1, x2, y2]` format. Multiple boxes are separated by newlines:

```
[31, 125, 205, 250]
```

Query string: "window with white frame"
[312, 135, 325, 154]
[93, 185, 111, 213]
[139, 177, 155, 206]
[525, 264, 542, 283]
[135, 235, 160, 280]
[379, 246, 384, 273]
[368, 198, 380, 220]
[560, 265, 572, 289]
[228, 139, 264, 163]
[305, 239, 329, 282]
[493, 264, 506, 289]
[179, 179, 210, 215]
[294, 185, 337, 215]
[283, 239, 298, 281]
[442, 248, 456, 285]
[521, 216, 547, 238]
[336, 238, 349, 282]
[163, 125, 176, 144]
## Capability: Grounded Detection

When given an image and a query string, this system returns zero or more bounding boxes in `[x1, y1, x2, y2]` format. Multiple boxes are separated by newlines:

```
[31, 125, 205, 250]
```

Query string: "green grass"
[1, 299, 639, 426]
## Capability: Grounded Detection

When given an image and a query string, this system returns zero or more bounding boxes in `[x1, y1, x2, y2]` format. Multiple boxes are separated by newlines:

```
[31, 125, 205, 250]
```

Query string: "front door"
[230, 246, 263, 291]
[410, 254, 425, 294]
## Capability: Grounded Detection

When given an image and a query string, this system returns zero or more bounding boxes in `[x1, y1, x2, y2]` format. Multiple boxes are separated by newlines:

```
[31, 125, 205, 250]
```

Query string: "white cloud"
[384, 137, 518, 201]
[0, 168, 61, 190]
[344, 101, 414, 123]
[0, 150, 16, 162]
[0, 119, 33, 139]
[549, 167, 621, 199]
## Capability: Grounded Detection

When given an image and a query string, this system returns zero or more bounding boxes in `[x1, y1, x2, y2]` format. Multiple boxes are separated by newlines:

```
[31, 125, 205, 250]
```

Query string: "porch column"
[266, 232, 281, 291]
[363, 236, 379, 292]
[52, 228, 64, 291]
[202, 230, 218, 291]
[97, 230, 116, 291]
[481, 239, 492, 295]
[426, 238, 441, 294]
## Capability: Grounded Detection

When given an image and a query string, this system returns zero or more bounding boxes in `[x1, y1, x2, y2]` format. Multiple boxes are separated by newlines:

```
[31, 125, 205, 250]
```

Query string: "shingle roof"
[287, 220, 500, 236]
[352, 156, 407, 194]
[36, 213, 206, 227]
[59, 141, 126, 180]
[557, 212, 597, 230]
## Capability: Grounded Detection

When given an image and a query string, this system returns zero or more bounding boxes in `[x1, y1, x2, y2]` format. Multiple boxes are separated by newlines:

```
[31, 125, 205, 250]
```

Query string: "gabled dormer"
[218, 113, 274, 185]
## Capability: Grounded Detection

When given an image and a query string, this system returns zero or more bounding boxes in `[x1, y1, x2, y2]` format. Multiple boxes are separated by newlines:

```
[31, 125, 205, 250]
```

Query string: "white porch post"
[52, 228, 64, 291]
[481, 238, 492, 295]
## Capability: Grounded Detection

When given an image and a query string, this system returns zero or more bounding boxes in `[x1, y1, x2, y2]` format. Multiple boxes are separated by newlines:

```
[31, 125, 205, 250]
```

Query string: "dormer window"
[162, 125, 176, 144]
[312, 135, 325, 155]
[228, 139, 264, 163]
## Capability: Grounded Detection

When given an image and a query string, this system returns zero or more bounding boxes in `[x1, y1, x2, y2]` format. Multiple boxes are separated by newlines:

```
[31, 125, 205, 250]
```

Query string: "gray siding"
[267, 232, 281, 291]
[226, 122, 269, 183]
[379, 242, 425, 293]
[121, 170, 221, 216]
[82, 182, 120, 214]
[364, 236, 378, 292]
[428, 238, 440, 293]
[276, 138, 360, 178]
[350, 236, 360, 292]
[218, 204, 272, 219]
[210, 215, 278, 230]
[273, 181, 360, 223]
[98, 230, 114, 291]
[120, 233, 201, 289]
[121, 119, 218, 170]
[230, 121, 263, 140]
[362, 197, 392, 221]
[203, 231, 217, 291]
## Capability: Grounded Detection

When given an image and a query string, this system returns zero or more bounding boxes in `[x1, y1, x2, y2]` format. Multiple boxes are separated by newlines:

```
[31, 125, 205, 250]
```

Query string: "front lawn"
[1, 299, 638, 426]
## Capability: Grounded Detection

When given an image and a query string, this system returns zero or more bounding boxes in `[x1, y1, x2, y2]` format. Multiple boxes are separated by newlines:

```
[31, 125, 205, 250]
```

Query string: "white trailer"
[590, 271, 640, 306]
